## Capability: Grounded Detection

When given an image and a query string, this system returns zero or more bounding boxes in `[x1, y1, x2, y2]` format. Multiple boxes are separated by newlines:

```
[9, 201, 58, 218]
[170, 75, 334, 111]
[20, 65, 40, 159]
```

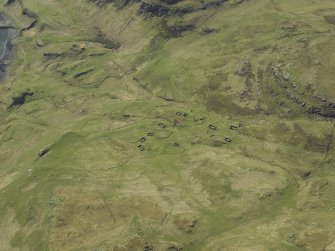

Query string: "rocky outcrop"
[21, 8, 38, 30]
[8, 91, 34, 109]
[89, 0, 134, 9]
[325, 16, 335, 25]
[138, 2, 169, 17]
[161, 21, 195, 37]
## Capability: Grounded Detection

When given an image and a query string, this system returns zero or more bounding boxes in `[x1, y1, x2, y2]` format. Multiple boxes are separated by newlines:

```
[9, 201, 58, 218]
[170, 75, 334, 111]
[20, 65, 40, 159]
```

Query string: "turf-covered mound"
[0, 0, 334, 250]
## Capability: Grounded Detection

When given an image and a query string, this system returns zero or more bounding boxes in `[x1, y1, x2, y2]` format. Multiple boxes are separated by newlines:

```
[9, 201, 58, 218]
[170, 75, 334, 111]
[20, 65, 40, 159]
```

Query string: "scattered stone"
[176, 111, 188, 117]
[137, 145, 145, 151]
[191, 139, 201, 145]
[147, 132, 155, 136]
[259, 191, 273, 199]
[159, 123, 167, 128]
[202, 27, 218, 34]
[138, 2, 169, 17]
[282, 71, 290, 81]
[299, 170, 311, 178]
[208, 124, 217, 130]
[139, 137, 147, 142]
[173, 143, 181, 147]
[38, 147, 50, 158]
[224, 137, 232, 142]
[194, 117, 206, 124]
[230, 125, 238, 130]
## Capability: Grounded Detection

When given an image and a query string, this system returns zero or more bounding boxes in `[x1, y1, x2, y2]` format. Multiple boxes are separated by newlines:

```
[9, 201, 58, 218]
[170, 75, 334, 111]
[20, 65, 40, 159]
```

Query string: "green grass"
[0, 0, 334, 250]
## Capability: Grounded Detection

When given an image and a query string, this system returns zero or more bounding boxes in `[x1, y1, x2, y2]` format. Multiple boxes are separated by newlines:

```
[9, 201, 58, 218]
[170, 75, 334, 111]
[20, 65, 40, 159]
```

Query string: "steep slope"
[0, 0, 335, 250]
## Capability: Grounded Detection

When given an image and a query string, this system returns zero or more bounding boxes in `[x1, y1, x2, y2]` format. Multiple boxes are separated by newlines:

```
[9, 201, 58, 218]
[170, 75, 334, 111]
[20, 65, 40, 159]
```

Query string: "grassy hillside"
[0, 0, 334, 250]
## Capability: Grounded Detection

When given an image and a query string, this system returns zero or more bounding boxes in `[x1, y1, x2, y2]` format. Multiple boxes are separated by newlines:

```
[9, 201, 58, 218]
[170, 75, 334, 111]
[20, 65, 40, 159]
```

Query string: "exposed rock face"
[161, 21, 195, 37]
[161, 0, 181, 5]
[89, 0, 133, 9]
[21, 8, 38, 30]
[38, 147, 50, 158]
[138, 2, 169, 17]
[90, 0, 227, 17]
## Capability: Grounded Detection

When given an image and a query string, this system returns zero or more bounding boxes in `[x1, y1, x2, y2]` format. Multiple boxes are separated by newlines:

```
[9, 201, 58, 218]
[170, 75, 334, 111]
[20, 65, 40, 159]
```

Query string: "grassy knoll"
[0, 0, 334, 250]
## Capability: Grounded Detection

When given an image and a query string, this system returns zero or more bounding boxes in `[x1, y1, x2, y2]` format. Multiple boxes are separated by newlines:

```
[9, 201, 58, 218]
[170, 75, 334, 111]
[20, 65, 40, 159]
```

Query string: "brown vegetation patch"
[49, 188, 165, 250]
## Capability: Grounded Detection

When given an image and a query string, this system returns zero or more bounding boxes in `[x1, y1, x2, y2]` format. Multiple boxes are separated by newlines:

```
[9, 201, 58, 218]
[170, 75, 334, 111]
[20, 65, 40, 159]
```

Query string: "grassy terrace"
[0, 0, 334, 250]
